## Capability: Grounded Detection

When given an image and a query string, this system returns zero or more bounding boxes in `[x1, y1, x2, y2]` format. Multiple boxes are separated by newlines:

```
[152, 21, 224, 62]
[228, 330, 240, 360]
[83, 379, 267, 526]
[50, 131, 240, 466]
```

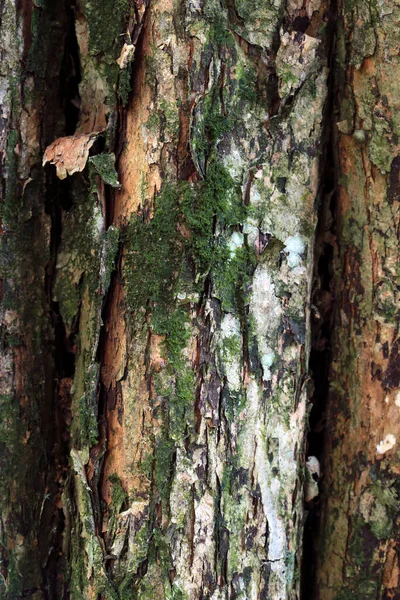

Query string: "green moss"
[118, 67, 132, 106]
[236, 62, 258, 105]
[109, 473, 128, 512]
[182, 160, 242, 279]
[84, 0, 130, 57]
[227, 388, 246, 420]
[167, 586, 189, 600]
[234, 0, 283, 48]
[89, 154, 121, 188]
[124, 79, 247, 312]
[102, 225, 120, 294]
[370, 514, 392, 540]
[54, 273, 81, 331]
[107, 474, 128, 541]
[214, 242, 256, 312]
[70, 523, 91, 598]
[371, 481, 399, 512]
[145, 101, 180, 138]
[145, 110, 162, 133]
[222, 334, 242, 358]
[278, 64, 300, 94]
[348, 515, 377, 571]
[75, 365, 100, 447]
[152, 528, 172, 572]
[53, 173, 104, 332]
[259, 237, 285, 269]
[149, 311, 195, 507]
[2, 129, 20, 226]
[124, 183, 185, 312]
[145, 43, 158, 88]
[368, 117, 394, 174]
[334, 580, 379, 600]
[99, 581, 119, 600]
[123, 71, 255, 474]
[153, 308, 196, 440]
[153, 308, 190, 364]
[159, 99, 180, 137]
[154, 436, 175, 502]
[368, 481, 398, 539]
[129, 522, 150, 573]
[203, 7, 234, 48]
[191, 87, 234, 170]
[133, 530, 189, 600]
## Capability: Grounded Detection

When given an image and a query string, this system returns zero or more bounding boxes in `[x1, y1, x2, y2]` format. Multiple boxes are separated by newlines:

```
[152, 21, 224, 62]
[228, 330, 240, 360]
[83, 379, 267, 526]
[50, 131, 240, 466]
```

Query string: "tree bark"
[313, 0, 400, 597]
[0, 0, 398, 599]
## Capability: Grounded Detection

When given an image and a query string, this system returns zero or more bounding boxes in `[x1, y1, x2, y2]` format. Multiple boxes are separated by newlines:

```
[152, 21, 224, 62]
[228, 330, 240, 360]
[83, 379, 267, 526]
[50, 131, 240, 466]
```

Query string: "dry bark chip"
[42, 133, 98, 179]
[116, 43, 135, 69]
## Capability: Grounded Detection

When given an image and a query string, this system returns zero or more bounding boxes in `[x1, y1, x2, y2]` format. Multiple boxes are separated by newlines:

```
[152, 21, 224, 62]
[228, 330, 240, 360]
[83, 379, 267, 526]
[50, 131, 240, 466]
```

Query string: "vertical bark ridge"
[312, 0, 400, 595]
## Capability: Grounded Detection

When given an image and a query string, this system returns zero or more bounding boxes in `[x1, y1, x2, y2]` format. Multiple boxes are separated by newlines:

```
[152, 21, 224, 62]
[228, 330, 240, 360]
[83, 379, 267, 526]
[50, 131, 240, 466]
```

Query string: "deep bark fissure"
[302, 1, 340, 596]
[41, 3, 83, 595]
[60, 4, 82, 138]
[95, 268, 121, 562]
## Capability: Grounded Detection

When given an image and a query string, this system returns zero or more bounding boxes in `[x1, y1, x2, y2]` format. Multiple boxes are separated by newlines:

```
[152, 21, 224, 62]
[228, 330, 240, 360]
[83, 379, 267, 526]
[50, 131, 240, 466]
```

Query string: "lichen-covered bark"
[314, 0, 400, 597]
[88, 1, 329, 598]
[7, 0, 397, 598]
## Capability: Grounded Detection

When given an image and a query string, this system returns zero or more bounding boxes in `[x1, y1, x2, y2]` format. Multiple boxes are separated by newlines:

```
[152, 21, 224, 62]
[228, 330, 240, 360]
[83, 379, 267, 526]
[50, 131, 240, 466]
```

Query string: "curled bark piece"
[42, 132, 98, 179]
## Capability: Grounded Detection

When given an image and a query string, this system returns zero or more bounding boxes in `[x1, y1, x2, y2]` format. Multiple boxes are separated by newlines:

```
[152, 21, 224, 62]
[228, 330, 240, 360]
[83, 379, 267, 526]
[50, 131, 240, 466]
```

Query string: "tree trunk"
[313, 0, 400, 597]
[0, 0, 398, 599]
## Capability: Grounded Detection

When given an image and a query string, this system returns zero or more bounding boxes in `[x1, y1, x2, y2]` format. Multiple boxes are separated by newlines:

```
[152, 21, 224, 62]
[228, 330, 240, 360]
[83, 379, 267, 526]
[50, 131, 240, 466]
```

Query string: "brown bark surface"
[314, 0, 400, 596]
[0, 0, 399, 599]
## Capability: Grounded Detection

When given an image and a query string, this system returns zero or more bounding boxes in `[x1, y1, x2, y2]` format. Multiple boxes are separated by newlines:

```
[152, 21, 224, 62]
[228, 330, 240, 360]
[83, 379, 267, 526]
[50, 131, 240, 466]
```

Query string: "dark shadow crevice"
[41, 1, 82, 596]
[301, 0, 339, 597]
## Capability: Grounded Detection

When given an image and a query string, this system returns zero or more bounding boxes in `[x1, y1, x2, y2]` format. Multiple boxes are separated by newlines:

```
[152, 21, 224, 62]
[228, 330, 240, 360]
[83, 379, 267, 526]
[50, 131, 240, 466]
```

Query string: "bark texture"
[0, 0, 398, 599]
[314, 0, 400, 597]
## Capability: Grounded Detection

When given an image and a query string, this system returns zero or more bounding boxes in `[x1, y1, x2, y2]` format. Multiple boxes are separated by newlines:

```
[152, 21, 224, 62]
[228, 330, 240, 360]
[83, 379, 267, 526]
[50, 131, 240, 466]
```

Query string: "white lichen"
[284, 234, 306, 268]
[376, 434, 396, 455]
[218, 314, 242, 391]
[261, 349, 275, 381]
[249, 266, 282, 372]
[228, 231, 244, 256]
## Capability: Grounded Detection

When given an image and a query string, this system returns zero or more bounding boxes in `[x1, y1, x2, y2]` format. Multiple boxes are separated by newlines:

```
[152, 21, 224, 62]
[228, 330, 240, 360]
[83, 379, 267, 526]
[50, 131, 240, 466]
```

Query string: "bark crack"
[302, 0, 340, 595]
[40, 2, 83, 597]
